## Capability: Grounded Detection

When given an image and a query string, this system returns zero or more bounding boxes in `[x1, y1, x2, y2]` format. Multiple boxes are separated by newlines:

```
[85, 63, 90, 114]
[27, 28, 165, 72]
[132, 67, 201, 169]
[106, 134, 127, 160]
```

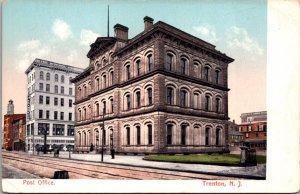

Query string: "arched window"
[205, 95, 211, 111]
[181, 125, 187, 145]
[166, 53, 173, 71]
[180, 89, 188, 107]
[102, 101, 106, 114]
[95, 130, 99, 146]
[216, 128, 221, 146]
[193, 62, 200, 78]
[166, 124, 173, 144]
[46, 72, 50, 81]
[110, 98, 114, 113]
[55, 74, 58, 82]
[109, 71, 114, 85]
[102, 74, 106, 88]
[78, 133, 81, 146]
[125, 94, 131, 110]
[95, 103, 99, 117]
[40, 71, 44, 80]
[180, 58, 188, 75]
[83, 107, 86, 120]
[205, 127, 210, 145]
[166, 87, 174, 105]
[126, 64, 131, 80]
[215, 70, 220, 84]
[78, 109, 82, 121]
[95, 77, 100, 91]
[147, 88, 153, 105]
[136, 59, 141, 76]
[61, 75, 65, 83]
[204, 66, 210, 82]
[193, 93, 200, 109]
[146, 54, 153, 72]
[126, 127, 130, 145]
[147, 124, 153, 145]
[136, 125, 141, 145]
[135, 91, 141, 108]
[216, 97, 221, 113]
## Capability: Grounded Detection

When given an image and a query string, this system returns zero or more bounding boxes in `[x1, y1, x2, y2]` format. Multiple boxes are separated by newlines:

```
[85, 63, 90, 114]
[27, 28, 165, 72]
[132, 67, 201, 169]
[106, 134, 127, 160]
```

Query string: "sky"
[2, 0, 267, 124]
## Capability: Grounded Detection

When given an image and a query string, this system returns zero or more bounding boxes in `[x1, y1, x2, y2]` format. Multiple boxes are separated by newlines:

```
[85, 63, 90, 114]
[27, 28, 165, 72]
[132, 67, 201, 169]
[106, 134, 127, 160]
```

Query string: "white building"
[25, 58, 84, 152]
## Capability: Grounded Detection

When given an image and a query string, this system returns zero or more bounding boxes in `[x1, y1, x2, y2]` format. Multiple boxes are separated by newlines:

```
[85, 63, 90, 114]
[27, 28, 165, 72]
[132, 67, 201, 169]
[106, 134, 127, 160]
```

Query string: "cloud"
[52, 19, 73, 41]
[192, 25, 218, 44]
[226, 26, 263, 56]
[16, 39, 52, 71]
[80, 29, 99, 46]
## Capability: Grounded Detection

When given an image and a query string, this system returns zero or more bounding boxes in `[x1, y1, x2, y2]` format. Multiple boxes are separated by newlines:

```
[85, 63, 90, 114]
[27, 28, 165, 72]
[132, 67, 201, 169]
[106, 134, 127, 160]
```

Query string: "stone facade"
[72, 16, 234, 154]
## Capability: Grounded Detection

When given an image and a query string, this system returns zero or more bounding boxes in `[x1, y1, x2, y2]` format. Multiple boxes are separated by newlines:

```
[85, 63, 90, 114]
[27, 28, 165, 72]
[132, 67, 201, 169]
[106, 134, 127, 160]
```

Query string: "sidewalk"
[46, 151, 266, 179]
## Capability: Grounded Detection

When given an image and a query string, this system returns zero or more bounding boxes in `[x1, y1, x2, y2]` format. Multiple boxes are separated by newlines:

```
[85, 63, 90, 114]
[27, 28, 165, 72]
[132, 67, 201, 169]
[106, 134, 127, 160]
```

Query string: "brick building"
[72, 16, 234, 154]
[3, 100, 26, 151]
[228, 120, 244, 147]
[239, 111, 267, 150]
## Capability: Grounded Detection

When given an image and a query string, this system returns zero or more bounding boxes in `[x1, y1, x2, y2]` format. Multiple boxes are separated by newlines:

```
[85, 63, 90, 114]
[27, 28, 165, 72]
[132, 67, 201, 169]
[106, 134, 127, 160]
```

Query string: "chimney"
[7, 99, 14, 115]
[114, 24, 129, 41]
[144, 16, 154, 31]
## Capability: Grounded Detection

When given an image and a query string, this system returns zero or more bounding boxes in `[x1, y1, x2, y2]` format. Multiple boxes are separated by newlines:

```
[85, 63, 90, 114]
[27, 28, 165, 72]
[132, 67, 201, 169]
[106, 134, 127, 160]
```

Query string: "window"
[46, 96, 50, 105]
[180, 58, 187, 75]
[246, 133, 249, 138]
[102, 75, 106, 88]
[55, 74, 58, 82]
[126, 64, 131, 80]
[216, 128, 220, 145]
[167, 124, 173, 144]
[39, 83, 43, 91]
[39, 110, 43, 119]
[69, 99, 72, 107]
[103, 129, 106, 145]
[180, 90, 188, 107]
[54, 97, 58, 106]
[38, 123, 49, 135]
[61, 98, 64, 106]
[95, 103, 99, 117]
[126, 127, 130, 145]
[147, 54, 153, 72]
[54, 111, 58, 120]
[136, 60, 141, 76]
[136, 126, 141, 145]
[126, 94, 131, 110]
[46, 110, 50, 119]
[181, 125, 187, 145]
[61, 86, 64, 94]
[69, 113, 72, 121]
[205, 95, 210, 111]
[69, 88, 72, 95]
[54, 85, 58, 93]
[46, 84, 50, 92]
[215, 70, 220, 84]
[205, 127, 210, 145]
[147, 88, 153, 105]
[69, 77, 72, 84]
[60, 112, 64, 120]
[193, 93, 200, 109]
[166, 54, 173, 71]
[248, 126, 252, 132]
[110, 71, 114, 85]
[204, 66, 210, 81]
[40, 71, 44, 80]
[167, 87, 174, 105]
[46, 72, 50, 81]
[39, 95, 43, 104]
[193, 63, 200, 78]
[110, 98, 114, 113]
[255, 133, 259, 137]
[103, 101, 106, 114]
[95, 77, 100, 91]
[53, 124, 64, 136]
[216, 98, 221, 113]
[67, 125, 74, 136]
[148, 125, 152, 145]
[136, 91, 141, 108]
[61, 75, 65, 83]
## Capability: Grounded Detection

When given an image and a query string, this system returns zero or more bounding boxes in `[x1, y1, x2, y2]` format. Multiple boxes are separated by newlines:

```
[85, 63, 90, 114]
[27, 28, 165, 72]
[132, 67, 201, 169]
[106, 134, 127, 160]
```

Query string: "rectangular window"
[39, 83, 43, 91]
[39, 95, 43, 104]
[246, 133, 249, 138]
[60, 112, 64, 120]
[248, 126, 252, 132]
[61, 98, 64, 106]
[61, 86, 64, 94]
[53, 124, 65, 136]
[54, 111, 58, 120]
[136, 126, 141, 145]
[31, 123, 34, 135]
[54, 97, 58, 106]
[69, 99, 72, 107]
[39, 110, 43, 119]
[38, 123, 49, 135]
[46, 84, 50, 92]
[67, 125, 74, 136]
[46, 110, 50, 119]
[54, 85, 58, 93]
[46, 96, 50, 105]
[69, 113, 72, 121]
[69, 88, 72, 95]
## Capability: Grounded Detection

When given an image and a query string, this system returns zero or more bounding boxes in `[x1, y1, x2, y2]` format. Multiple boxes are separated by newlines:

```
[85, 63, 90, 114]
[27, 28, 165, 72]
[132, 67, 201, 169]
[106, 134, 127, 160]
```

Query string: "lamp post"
[99, 108, 105, 162]
[39, 125, 47, 154]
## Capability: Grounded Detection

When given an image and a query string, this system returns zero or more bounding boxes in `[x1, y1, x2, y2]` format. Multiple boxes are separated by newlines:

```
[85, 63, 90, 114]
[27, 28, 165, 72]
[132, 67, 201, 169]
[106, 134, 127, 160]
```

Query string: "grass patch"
[144, 154, 266, 164]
